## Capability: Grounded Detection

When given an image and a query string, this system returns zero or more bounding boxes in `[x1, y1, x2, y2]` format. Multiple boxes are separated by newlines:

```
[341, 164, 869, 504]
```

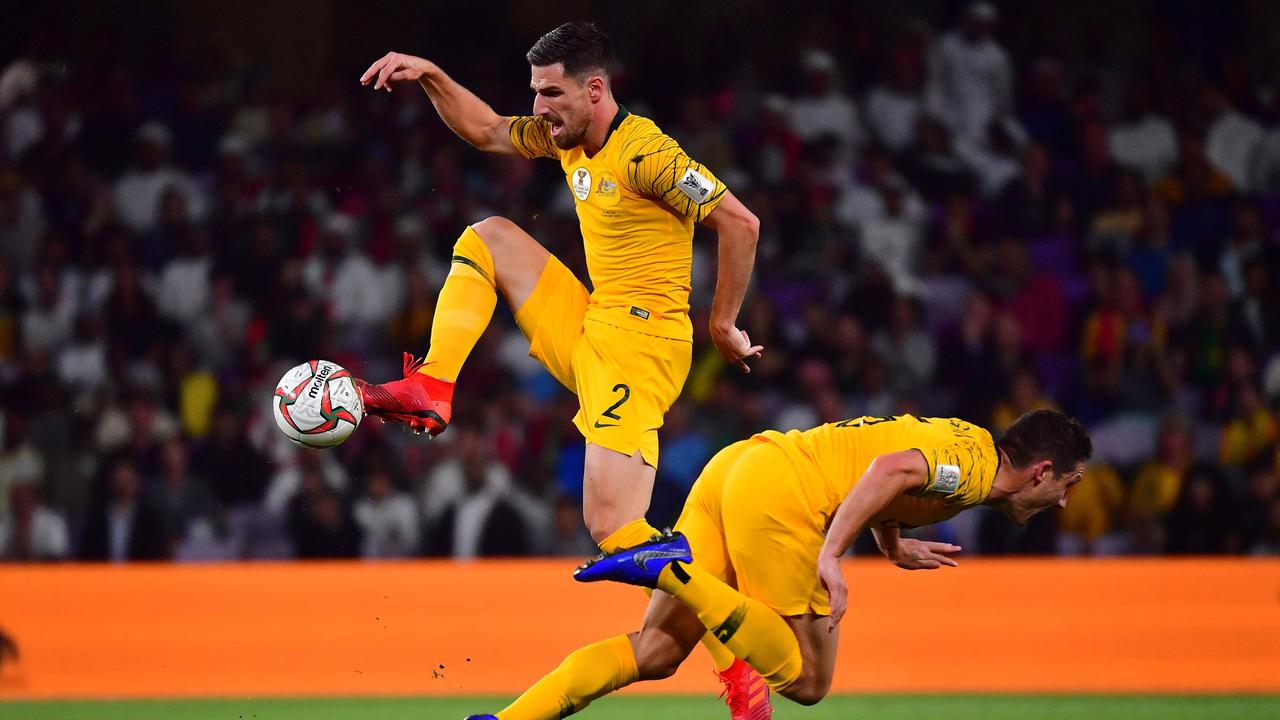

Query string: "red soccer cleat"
[717, 658, 772, 720]
[356, 352, 452, 437]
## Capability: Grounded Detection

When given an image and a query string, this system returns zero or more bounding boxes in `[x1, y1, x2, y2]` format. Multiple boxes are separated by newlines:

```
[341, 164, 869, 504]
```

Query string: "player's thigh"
[630, 589, 706, 681]
[721, 442, 830, 617]
[571, 321, 692, 468]
[512, 253, 590, 392]
[779, 614, 839, 704]
[469, 216, 549, 308]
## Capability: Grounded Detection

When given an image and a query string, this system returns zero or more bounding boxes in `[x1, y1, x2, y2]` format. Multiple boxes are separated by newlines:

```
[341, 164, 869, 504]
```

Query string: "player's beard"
[553, 116, 590, 149]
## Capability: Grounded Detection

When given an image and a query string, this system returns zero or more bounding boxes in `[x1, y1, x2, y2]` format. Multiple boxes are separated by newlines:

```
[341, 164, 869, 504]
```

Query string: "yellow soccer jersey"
[758, 415, 1000, 529]
[508, 107, 727, 341]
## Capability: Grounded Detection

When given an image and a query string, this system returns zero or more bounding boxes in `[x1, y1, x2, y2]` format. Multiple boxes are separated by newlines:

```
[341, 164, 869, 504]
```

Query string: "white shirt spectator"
[0, 504, 70, 560]
[789, 50, 864, 149]
[790, 93, 863, 148]
[865, 85, 922, 153]
[926, 31, 1013, 146]
[264, 456, 349, 514]
[300, 251, 391, 326]
[1108, 113, 1178, 184]
[1206, 109, 1264, 192]
[114, 168, 204, 234]
[156, 255, 212, 324]
[21, 292, 76, 355]
[57, 337, 108, 392]
[354, 490, 421, 559]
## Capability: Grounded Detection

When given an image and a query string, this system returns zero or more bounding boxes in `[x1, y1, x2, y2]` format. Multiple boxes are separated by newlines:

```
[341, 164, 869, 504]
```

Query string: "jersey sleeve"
[619, 129, 728, 222]
[507, 116, 560, 160]
[912, 437, 997, 508]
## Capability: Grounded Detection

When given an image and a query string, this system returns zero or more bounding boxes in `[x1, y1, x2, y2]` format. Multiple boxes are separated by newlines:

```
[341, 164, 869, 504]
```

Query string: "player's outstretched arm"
[816, 450, 928, 632]
[701, 192, 763, 373]
[360, 52, 516, 154]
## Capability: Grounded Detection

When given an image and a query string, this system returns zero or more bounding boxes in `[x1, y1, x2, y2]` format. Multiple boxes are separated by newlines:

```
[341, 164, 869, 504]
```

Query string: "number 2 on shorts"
[599, 383, 630, 424]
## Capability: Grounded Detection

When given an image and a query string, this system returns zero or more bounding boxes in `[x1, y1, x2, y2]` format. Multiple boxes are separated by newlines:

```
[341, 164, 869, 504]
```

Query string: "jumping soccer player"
[357, 22, 766, 714]
[464, 410, 1090, 719]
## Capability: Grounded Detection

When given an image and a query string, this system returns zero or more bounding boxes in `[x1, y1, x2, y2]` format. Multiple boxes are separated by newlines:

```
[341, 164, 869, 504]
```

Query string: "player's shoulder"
[616, 112, 679, 157]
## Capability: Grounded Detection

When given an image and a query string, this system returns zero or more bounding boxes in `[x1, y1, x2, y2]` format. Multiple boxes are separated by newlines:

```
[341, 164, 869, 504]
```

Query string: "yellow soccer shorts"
[675, 438, 832, 617]
[514, 254, 691, 467]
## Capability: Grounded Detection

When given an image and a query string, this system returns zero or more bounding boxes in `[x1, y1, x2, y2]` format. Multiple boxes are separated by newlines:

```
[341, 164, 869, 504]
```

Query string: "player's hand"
[816, 553, 847, 633]
[889, 539, 961, 570]
[710, 322, 763, 374]
[360, 52, 434, 92]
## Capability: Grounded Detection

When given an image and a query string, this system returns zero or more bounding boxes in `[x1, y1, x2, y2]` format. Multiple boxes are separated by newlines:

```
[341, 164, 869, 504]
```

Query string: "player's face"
[530, 63, 594, 149]
[1005, 461, 1086, 525]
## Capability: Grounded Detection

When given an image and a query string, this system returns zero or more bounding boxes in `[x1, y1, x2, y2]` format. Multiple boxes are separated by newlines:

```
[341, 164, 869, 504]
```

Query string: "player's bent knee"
[469, 216, 523, 251]
[781, 676, 830, 707]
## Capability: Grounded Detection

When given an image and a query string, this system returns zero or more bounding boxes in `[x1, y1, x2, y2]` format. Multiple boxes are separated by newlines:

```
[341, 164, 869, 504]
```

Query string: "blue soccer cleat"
[573, 529, 692, 587]
[463, 715, 497, 720]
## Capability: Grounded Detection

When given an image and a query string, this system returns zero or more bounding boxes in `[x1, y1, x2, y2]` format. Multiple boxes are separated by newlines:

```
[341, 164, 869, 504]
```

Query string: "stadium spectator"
[925, 2, 1014, 149]
[0, 476, 69, 561]
[286, 467, 362, 559]
[353, 464, 421, 559]
[78, 458, 168, 562]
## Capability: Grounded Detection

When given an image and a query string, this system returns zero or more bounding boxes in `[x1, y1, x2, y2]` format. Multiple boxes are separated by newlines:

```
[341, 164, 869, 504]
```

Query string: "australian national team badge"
[571, 167, 592, 200]
[595, 173, 620, 207]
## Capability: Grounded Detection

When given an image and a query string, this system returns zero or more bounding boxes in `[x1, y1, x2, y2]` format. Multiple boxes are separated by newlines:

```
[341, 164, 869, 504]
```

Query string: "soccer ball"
[272, 360, 364, 448]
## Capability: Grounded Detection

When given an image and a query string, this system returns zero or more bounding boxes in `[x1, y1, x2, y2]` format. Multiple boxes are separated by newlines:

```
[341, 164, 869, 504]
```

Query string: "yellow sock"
[700, 632, 737, 672]
[598, 518, 661, 554]
[422, 226, 497, 382]
[656, 561, 802, 691]
[497, 634, 638, 720]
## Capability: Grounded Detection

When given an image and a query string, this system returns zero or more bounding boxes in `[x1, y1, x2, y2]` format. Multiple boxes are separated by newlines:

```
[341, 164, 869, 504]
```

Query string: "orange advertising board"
[0, 559, 1277, 699]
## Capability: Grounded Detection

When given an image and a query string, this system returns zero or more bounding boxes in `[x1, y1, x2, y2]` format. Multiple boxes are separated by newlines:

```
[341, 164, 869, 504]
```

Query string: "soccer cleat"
[572, 529, 691, 587]
[462, 715, 497, 720]
[356, 352, 452, 437]
[717, 658, 773, 720]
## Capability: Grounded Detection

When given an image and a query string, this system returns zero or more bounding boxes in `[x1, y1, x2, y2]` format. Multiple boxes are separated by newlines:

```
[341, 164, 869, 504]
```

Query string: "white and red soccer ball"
[272, 360, 363, 448]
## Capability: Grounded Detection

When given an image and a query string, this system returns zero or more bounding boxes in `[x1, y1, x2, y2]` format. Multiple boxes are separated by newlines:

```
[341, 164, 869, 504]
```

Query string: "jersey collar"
[601, 104, 629, 149]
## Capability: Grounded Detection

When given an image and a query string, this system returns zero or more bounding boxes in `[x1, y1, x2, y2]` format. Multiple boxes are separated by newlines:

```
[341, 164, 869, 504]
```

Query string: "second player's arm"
[701, 193, 763, 372]
[816, 450, 928, 631]
[361, 52, 515, 154]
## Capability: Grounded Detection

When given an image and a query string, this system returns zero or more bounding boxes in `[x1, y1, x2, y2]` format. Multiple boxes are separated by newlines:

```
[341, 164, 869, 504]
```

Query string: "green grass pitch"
[3, 695, 1278, 720]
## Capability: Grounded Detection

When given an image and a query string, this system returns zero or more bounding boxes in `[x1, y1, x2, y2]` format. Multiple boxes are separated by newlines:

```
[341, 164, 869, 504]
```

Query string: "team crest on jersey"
[571, 167, 592, 200]
[931, 464, 961, 493]
[595, 173, 621, 206]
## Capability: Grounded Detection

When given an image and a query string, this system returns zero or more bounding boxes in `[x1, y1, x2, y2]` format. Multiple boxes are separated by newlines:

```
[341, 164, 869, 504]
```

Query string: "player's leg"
[576, 441, 827, 700]
[359, 216, 552, 434]
[424, 216, 550, 380]
[584, 445, 659, 549]
[772, 614, 840, 706]
[492, 582, 705, 720]
[573, 323, 693, 551]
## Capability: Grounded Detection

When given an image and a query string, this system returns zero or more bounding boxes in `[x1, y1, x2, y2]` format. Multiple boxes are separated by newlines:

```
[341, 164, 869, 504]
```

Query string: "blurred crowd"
[1, 3, 1279, 563]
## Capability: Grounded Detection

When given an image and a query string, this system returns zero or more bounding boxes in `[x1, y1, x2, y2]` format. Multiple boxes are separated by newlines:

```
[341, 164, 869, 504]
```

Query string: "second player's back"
[758, 415, 1000, 525]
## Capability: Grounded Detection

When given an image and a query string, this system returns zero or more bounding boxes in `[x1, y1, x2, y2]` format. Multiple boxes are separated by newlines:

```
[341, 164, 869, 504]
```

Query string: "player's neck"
[986, 448, 1023, 505]
[582, 95, 621, 157]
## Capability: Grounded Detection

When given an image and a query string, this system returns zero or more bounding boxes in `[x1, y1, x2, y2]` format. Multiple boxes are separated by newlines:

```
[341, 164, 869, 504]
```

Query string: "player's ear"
[1032, 459, 1053, 485]
[587, 74, 605, 102]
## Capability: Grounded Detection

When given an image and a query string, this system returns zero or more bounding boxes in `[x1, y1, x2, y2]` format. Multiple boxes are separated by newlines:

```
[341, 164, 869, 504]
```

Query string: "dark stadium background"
[2, 0, 1279, 565]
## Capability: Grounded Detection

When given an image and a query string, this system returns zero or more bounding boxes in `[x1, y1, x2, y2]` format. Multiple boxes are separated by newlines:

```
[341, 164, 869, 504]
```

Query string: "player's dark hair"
[999, 409, 1092, 475]
[526, 22, 614, 80]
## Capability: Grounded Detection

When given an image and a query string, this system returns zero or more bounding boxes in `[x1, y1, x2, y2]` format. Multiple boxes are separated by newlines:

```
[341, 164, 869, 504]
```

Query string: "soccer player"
[357, 22, 766, 713]
[465, 410, 1091, 719]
